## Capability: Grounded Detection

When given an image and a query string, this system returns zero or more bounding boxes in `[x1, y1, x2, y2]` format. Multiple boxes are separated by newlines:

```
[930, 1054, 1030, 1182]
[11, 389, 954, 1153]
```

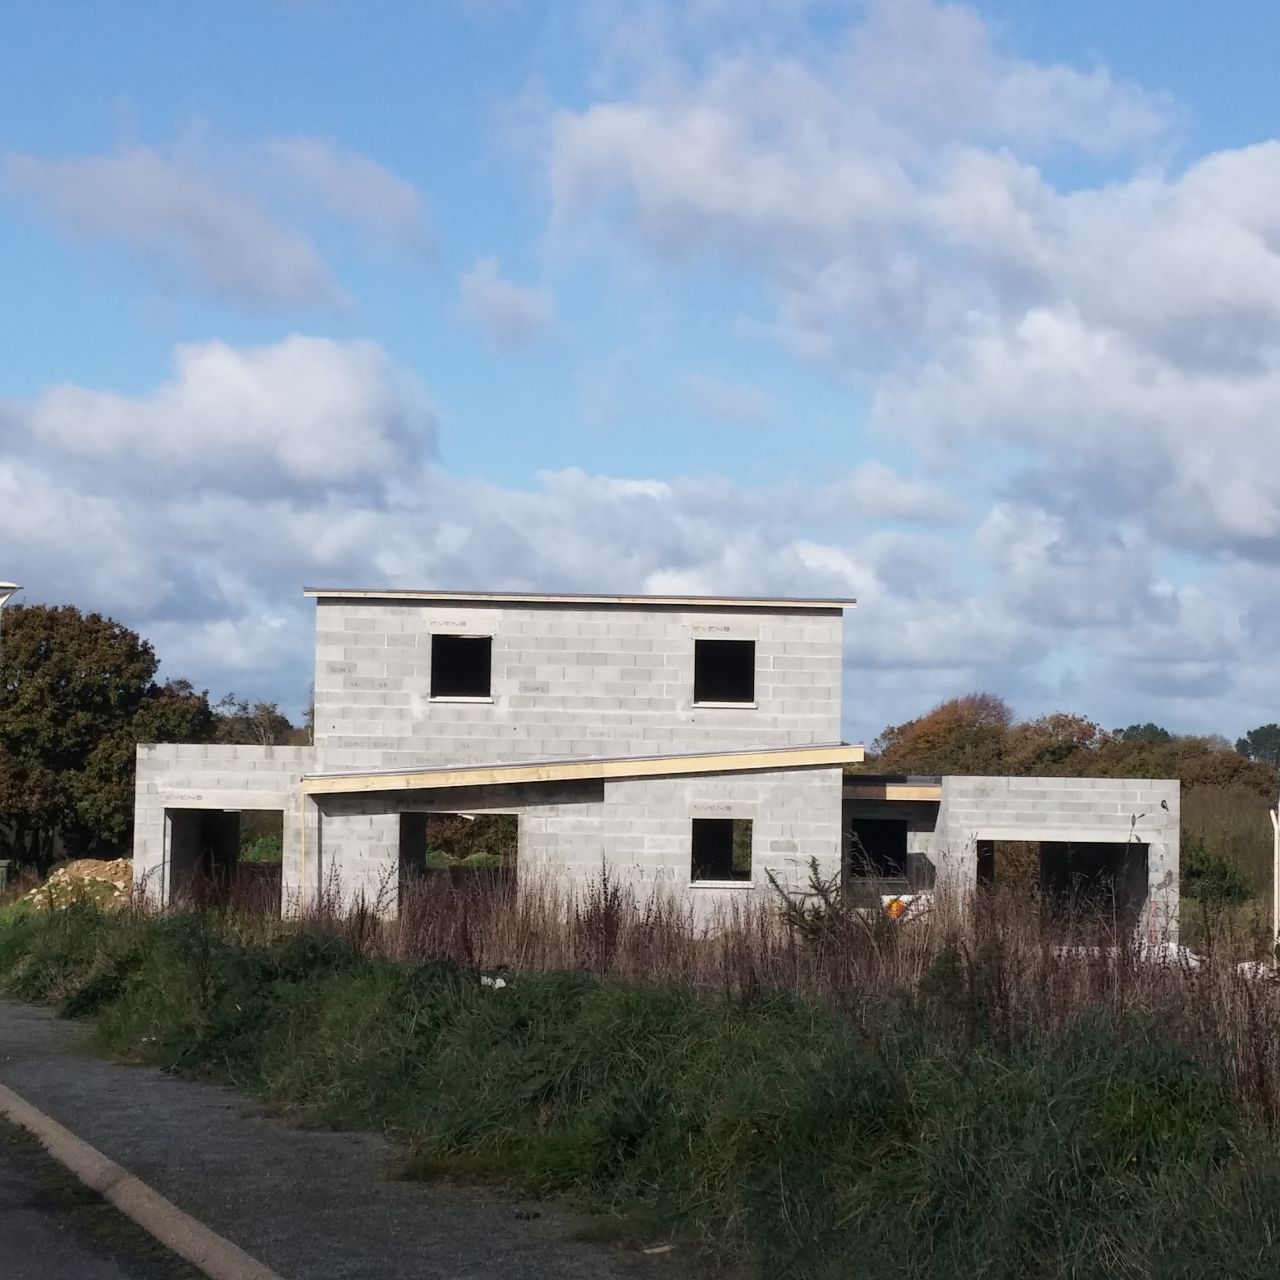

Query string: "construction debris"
[19, 858, 132, 912]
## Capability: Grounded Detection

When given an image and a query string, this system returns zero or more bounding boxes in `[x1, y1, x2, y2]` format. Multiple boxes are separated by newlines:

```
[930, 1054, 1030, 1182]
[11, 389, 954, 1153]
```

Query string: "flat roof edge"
[303, 743, 865, 796]
[303, 588, 856, 610]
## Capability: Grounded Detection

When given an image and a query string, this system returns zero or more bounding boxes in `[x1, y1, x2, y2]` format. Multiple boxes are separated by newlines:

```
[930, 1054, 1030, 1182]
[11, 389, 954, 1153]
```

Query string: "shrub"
[240, 834, 283, 864]
[1182, 835, 1254, 907]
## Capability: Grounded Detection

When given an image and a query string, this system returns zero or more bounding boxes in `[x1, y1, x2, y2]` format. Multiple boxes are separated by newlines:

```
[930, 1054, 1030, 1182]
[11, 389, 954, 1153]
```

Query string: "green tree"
[1116, 722, 1173, 744]
[1180, 835, 1253, 906]
[1235, 723, 1280, 768]
[72, 679, 216, 853]
[213, 693, 295, 746]
[0, 604, 214, 871]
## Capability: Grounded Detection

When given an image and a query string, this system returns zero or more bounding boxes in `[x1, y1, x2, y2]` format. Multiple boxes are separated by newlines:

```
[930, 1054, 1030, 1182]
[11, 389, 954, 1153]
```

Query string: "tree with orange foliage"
[870, 693, 1013, 775]
[863, 694, 1278, 795]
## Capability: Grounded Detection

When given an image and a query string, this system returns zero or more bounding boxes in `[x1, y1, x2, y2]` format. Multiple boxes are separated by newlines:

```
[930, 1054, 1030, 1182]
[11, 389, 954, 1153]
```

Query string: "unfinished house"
[132, 588, 1180, 938]
[843, 775, 1180, 939]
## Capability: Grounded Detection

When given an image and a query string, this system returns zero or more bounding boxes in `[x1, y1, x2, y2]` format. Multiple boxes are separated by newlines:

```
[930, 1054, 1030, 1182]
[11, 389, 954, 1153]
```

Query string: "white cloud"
[872, 306, 1280, 556]
[0, 454, 168, 611]
[4, 146, 340, 309]
[5, 335, 1273, 740]
[0, 337, 1004, 733]
[547, 1, 1280, 567]
[847, 0, 1170, 155]
[457, 256, 556, 347]
[520, 0, 1280, 734]
[3, 134, 432, 308]
[264, 136, 431, 253]
[685, 372, 773, 424]
[25, 335, 436, 493]
[825, 461, 965, 524]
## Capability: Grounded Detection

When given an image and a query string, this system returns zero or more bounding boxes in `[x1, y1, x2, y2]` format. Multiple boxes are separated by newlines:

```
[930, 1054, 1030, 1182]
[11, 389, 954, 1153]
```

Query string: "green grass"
[4, 905, 1280, 1277]
[240, 834, 283, 864]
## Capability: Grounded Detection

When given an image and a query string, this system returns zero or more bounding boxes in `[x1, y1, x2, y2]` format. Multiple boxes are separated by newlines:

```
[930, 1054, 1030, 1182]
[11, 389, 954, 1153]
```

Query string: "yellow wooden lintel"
[843, 783, 943, 802]
[304, 744, 865, 797]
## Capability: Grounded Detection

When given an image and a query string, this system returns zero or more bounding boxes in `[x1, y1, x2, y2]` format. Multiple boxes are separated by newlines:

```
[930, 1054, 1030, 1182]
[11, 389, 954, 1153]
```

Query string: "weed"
[4, 881, 1280, 1277]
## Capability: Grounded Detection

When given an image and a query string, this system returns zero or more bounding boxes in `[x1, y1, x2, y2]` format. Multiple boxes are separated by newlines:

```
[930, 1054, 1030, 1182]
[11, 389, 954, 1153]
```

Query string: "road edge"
[0, 1079, 286, 1280]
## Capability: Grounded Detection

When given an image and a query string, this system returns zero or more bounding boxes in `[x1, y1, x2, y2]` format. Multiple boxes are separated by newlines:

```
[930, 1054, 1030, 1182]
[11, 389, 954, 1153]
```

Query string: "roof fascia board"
[303, 588, 855, 611]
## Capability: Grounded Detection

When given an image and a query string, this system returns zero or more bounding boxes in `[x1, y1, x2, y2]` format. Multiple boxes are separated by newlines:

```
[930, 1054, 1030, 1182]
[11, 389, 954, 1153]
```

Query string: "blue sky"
[3, 0, 1280, 746]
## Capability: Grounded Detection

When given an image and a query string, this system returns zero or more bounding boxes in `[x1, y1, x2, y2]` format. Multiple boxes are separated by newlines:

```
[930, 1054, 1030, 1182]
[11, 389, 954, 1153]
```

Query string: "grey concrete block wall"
[588, 766, 843, 914]
[312, 599, 843, 770]
[916, 776, 1180, 941]
[311, 764, 844, 919]
[133, 743, 316, 907]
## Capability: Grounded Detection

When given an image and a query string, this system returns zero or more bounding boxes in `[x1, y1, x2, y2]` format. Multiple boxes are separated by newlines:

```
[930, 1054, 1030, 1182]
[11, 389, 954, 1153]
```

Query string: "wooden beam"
[304, 744, 865, 796]
[843, 783, 943, 802]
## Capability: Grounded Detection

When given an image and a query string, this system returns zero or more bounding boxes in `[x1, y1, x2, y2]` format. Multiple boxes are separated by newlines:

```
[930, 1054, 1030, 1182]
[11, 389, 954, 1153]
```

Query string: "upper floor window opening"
[431, 634, 492, 699]
[693, 638, 755, 704]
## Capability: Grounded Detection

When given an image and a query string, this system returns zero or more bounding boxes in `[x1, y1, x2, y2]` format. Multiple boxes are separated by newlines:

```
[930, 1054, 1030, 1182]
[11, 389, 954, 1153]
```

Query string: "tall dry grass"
[1183, 783, 1275, 890]
[152, 861, 1280, 1130]
[10, 868, 1280, 1275]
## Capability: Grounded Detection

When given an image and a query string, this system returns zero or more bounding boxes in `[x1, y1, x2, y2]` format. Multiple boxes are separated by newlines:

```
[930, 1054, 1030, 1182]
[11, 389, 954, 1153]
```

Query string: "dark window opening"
[976, 839, 1039, 892]
[399, 812, 517, 898]
[843, 814, 936, 899]
[691, 817, 752, 882]
[430, 634, 492, 698]
[847, 818, 908, 879]
[693, 639, 755, 704]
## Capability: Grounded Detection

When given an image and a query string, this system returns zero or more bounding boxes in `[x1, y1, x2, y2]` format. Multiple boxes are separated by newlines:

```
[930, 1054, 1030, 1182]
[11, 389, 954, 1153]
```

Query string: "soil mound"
[20, 858, 132, 911]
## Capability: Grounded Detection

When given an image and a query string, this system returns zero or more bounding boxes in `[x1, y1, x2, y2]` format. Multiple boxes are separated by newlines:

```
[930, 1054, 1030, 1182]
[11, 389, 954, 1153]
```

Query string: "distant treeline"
[858, 693, 1279, 796]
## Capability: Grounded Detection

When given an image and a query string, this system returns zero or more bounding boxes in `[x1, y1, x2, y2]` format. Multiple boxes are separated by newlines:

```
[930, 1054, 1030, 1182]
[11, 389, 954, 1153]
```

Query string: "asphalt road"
[0, 1118, 202, 1280]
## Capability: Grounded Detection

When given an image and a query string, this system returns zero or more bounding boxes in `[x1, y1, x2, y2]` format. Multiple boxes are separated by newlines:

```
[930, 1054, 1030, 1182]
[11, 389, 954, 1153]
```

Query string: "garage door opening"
[165, 808, 283, 911]
[1042, 839, 1149, 933]
[977, 838, 1149, 934]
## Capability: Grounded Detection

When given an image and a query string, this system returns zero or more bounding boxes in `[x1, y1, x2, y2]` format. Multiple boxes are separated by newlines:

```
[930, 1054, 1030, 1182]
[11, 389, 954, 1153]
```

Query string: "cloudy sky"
[3, 0, 1279, 745]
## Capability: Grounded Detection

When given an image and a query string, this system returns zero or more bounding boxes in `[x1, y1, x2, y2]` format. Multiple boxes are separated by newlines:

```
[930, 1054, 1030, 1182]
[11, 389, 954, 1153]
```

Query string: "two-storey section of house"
[308, 590, 846, 771]
[134, 589, 861, 915]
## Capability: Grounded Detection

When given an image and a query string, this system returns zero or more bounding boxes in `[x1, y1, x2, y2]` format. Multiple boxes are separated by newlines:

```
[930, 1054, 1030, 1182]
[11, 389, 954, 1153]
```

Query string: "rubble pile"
[20, 858, 132, 912]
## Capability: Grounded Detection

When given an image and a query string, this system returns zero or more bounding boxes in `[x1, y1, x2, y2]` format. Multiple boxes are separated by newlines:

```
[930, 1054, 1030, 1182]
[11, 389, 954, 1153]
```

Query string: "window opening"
[430, 634, 492, 698]
[399, 812, 517, 896]
[691, 817, 752, 882]
[693, 638, 755, 703]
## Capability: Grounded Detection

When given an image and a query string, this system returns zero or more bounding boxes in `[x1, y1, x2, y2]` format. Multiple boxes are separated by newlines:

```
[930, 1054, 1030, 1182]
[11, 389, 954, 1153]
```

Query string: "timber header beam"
[843, 782, 943, 802]
[304, 744, 865, 797]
